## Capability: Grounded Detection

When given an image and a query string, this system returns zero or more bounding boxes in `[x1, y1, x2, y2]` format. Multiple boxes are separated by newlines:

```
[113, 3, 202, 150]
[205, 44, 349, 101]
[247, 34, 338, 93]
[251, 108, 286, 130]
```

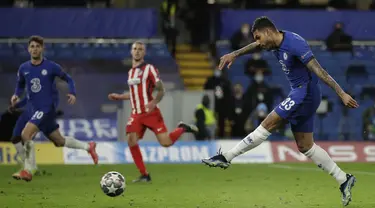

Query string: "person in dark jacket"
[194, 95, 216, 140]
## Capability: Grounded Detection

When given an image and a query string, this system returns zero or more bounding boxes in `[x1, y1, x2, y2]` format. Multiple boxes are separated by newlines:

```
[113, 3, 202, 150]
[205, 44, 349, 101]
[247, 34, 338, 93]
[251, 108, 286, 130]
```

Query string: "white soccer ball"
[100, 171, 126, 197]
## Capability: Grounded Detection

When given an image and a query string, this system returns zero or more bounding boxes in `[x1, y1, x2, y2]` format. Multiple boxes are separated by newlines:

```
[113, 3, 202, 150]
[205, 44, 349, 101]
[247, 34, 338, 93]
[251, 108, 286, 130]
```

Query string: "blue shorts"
[29, 108, 60, 136]
[12, 110, 30, 137]
[274, 82, 321, 132]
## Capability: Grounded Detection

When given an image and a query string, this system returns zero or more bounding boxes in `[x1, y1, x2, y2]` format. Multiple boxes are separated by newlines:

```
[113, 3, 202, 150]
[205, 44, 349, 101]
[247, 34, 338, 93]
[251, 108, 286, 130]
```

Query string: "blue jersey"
[273, 31, 322, 133]
[14, 58, 76, 111]
[13, 58, 76, 135]
[273, 30, 319, 89]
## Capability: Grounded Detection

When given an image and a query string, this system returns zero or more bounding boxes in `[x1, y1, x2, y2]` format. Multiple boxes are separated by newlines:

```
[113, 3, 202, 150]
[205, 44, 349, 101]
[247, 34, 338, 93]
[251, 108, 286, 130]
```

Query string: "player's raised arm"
[306, 58, 358, 108]
[218, 42, 260, 70]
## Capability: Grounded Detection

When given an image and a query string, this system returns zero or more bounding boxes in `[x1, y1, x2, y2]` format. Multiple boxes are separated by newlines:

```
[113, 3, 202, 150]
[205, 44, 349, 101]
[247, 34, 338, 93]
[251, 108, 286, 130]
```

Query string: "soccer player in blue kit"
[10, 36, 99, 181]
[202, 17, 358, 206]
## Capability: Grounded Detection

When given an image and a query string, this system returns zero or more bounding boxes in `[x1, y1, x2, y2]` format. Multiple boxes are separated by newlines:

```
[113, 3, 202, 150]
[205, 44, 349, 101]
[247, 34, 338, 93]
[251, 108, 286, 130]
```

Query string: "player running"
[10, 36, 99, 182]
[202, 17, 357, 206]
[108, 41, 198, 183]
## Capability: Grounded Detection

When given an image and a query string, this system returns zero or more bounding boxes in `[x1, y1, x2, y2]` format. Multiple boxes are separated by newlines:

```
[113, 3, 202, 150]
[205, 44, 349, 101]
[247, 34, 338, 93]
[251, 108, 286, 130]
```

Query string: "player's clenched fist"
[108, 93, 123, 101]
[67, 94, 76, 105]
[10, 95, 19, 107]
[218, 53, 236, 70]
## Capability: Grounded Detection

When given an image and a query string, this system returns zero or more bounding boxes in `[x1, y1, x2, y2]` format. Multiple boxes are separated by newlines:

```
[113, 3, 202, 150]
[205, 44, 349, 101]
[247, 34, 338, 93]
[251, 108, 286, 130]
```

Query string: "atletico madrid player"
[108, 41, 198, 182]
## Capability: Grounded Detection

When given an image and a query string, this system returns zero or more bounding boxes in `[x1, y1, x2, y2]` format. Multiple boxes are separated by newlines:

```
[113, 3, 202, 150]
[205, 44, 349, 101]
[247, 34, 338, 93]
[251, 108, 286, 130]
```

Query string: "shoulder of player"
[19, 61, 30, 70]
[284, 32, 309, 53]
[146, 63, 158, 71]
[45, 60, 61, 68]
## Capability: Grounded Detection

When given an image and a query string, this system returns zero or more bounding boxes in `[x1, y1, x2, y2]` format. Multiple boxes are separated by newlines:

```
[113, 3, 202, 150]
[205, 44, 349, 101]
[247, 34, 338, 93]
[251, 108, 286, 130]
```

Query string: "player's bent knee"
[127, 134, 138, 147]
[21, 130, 33, 141]
[159, 140, 172, 148]
[52, 139, 65, 147]
[260, 111, 284, 132]
[296, 140, 314, 153]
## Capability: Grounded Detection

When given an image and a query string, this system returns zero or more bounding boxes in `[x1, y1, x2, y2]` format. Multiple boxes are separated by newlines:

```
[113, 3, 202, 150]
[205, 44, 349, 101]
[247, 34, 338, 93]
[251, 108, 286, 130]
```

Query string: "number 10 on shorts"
[32, 111, 44, 120]
[281, 97, 295, 111]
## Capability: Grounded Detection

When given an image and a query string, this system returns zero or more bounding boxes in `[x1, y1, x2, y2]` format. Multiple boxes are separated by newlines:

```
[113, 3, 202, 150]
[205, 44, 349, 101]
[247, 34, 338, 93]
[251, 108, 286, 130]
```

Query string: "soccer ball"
[100, 171, 126, 197]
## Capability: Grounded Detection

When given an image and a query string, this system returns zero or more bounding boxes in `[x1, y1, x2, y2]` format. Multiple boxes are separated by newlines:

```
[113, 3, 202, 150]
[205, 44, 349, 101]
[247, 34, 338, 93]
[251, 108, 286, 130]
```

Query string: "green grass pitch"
[0, 163, 373, 208]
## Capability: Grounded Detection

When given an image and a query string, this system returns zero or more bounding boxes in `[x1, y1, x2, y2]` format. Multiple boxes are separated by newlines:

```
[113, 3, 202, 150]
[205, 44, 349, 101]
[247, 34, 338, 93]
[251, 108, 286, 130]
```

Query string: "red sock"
[169, 127, 185, 144]
[129, 144, 147, 175]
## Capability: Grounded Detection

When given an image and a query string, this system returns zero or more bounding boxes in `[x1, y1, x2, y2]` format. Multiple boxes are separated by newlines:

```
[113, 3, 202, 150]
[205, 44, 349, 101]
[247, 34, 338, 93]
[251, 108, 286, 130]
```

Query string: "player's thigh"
[12, 112, 29, 142]
[26, 109, 49, 136]
[46, 128, 65, 147]
[126, 115, 146, 144]
[143, 110, 169, 142]
[127, 132, 142, 146]
[260, 110, 287, 132]
[21, 122, 40, 141]
[291, 113, 315, 152]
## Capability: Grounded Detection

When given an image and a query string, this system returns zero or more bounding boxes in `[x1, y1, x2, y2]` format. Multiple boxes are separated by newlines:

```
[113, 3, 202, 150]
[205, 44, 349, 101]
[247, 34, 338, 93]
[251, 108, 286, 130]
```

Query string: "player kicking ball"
[108, 41, 198, 182]
[202, 17, 358, 206]
[10, 36, 99, 182]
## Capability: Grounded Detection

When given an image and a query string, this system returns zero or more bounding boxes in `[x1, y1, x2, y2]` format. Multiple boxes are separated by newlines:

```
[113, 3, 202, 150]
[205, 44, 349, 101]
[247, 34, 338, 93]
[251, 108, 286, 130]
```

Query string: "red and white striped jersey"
[127, 63, 160, 114]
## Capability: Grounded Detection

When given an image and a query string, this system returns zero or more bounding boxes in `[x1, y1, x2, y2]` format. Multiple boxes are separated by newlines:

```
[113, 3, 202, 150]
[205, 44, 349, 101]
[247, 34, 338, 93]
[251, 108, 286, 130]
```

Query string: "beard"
[31, 55, 42, 60]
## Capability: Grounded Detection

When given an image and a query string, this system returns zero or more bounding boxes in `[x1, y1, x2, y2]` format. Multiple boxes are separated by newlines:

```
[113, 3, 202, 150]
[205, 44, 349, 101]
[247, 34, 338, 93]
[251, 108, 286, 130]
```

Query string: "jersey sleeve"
[149, 64, 161, 85]
[292, 37, 314, 65]
[52, 62, 77, 95]
[14, 66, 25, 97]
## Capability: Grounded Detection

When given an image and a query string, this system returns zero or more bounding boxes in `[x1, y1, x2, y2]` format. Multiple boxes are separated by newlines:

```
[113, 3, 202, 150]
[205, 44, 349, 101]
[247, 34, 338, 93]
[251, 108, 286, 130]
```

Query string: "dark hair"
[28, 35, 44, 46]
[251, 16, 277, 33]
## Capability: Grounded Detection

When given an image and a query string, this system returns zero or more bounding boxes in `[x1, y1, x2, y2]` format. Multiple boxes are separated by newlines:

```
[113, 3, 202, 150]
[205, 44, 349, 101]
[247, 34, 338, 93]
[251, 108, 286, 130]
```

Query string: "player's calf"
[156, 122, 198, 147]
[127, 133, 149, 177]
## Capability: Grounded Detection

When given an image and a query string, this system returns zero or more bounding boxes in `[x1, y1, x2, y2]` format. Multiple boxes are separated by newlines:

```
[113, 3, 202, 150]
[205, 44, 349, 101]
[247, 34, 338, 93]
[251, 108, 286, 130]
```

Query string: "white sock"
[30, 144, 37, 170]
[223, 125, 271, 162]
[304, 143, 347, 185]
[14, 142, 25, 164]
[23, 140, 34, 172]
[64, 136, 89, 151]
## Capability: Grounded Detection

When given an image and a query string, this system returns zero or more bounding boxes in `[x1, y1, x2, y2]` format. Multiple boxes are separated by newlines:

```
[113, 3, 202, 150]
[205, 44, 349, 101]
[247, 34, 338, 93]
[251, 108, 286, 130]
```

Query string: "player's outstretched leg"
[127, 132, 151, 183]
[202, 125, 271, 169]
[156, 122, 198, 147]
[202, 111, 281, 168]
[47, 130, 98, 164]
[294, 132, 356, 206]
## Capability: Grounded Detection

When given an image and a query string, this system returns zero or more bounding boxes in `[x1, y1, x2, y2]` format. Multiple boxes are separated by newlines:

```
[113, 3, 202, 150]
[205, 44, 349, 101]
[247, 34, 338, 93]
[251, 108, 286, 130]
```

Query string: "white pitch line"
[269, 164, 375, 176]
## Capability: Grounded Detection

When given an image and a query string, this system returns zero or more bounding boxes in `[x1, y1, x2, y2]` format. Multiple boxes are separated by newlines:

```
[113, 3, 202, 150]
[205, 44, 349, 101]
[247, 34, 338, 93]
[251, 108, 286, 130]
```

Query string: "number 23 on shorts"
[281, 97, 295, 111]
[32, 111, 44, 120]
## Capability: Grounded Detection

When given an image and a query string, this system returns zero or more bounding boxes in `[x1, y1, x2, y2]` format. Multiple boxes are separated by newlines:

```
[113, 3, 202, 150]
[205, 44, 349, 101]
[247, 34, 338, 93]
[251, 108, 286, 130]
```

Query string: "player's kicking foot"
[132, 174, 151, 183]
[202, 150, 231, 169]
[178, 122, 198, 133]
[87, 141, 99, 164]
[12, 168, 38, 180]
[19, 170, 32, 182]
[340, 174, 356, 206]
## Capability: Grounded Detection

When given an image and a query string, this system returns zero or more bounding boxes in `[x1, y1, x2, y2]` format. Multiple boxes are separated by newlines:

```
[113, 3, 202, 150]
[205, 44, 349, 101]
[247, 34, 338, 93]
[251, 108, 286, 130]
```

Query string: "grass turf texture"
[0, 163, 373, 208]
